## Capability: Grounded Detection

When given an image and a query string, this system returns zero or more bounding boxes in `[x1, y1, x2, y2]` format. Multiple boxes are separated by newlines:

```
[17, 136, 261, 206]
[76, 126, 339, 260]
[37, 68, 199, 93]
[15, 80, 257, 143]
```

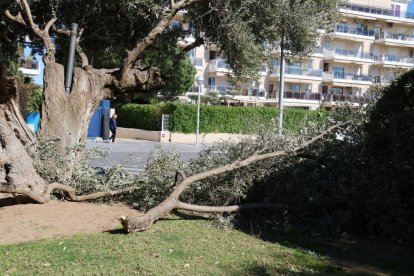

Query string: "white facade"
[183, 0, 414, 109]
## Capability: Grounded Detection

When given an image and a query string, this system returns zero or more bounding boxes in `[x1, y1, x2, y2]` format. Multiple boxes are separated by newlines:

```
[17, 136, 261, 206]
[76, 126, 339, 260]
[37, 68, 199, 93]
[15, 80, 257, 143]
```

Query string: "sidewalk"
[85, 138, 202, 174]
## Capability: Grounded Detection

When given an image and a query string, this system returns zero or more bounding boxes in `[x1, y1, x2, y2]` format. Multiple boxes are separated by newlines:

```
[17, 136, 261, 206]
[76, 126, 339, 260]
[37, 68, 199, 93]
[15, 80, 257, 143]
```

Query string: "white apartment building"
[181, 0, 414, 109]
[18, 47, 41, 78]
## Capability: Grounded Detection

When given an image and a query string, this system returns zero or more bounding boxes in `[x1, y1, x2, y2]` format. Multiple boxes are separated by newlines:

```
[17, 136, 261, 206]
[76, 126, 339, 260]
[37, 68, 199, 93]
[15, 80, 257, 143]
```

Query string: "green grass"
[0, 218, 342, 275]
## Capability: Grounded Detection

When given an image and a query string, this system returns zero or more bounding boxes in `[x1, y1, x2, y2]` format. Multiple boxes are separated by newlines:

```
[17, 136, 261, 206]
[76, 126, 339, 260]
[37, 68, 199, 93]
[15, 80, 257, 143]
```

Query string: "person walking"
[109, 114, 117, 143]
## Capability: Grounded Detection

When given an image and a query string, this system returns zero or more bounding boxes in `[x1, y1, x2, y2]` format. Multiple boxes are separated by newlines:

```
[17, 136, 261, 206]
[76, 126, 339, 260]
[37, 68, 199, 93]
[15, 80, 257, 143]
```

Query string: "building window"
[331, 87, 343, 94]
[188, 48, 195, 59]
[391, 4, 401, 17]
[209, 51, 217, 61]
[304, 83, 312, 93]
[332, 66, 345, 79]
[208, 77, 216, 86]
[286, 83, 300, 92]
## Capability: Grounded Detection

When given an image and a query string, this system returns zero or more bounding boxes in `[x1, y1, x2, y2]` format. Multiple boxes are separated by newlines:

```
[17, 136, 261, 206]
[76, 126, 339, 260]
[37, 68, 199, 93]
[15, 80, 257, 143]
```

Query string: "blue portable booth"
[87, 100, 111, 139]
[25, 111, 41, 133]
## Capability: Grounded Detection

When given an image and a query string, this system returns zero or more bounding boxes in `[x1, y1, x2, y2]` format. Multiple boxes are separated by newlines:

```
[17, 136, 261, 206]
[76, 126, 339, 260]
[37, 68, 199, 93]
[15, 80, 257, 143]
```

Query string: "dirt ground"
[0, 197, 137, 245]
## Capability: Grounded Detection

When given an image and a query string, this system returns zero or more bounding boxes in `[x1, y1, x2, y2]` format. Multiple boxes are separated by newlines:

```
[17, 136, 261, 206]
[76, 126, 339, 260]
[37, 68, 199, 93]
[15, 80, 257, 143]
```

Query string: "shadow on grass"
[236, 220, 414, 276]
[104, 228, 128, 235]
[159, 210, 210, 221]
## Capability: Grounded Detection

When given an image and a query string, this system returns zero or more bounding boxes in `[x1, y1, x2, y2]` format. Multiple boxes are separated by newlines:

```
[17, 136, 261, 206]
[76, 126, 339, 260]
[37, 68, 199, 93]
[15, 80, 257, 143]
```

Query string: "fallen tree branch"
[175, 201, 287, 213]
[121, 123, 347, 233]
[0, 182, 139, 204]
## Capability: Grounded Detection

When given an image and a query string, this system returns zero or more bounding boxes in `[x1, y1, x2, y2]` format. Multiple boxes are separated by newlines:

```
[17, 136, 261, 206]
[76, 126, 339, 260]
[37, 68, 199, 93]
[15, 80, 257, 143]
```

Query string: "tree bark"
[0, 65, 47, 198]
[39, 62, 112, 155]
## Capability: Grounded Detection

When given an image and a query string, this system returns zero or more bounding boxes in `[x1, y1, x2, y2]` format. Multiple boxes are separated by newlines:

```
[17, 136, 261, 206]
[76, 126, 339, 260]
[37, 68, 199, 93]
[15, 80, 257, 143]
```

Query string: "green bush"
[117, 102, 331, 134]
[117, 103, 176, 131]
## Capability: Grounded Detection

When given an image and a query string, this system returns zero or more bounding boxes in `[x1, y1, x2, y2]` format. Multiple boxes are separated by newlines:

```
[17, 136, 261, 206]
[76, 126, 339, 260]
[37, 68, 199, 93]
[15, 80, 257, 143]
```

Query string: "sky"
[24, 47, 44, 85]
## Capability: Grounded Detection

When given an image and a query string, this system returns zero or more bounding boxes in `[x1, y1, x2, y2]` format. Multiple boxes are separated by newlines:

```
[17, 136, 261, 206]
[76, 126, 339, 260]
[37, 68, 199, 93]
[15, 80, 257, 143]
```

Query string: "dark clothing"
[109, 117, 117, 142]
[109, 117, 117, 131]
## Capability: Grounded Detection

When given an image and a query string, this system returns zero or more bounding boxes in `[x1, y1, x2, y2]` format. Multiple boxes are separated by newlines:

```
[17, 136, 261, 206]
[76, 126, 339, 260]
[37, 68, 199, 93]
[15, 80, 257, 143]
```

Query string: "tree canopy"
[1, 0, 339, 86]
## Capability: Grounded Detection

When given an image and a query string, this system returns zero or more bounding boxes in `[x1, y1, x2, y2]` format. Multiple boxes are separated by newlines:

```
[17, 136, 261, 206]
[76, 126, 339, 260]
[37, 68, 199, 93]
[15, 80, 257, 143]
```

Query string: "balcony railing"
[339, 3, 414, 20]
[323, 72, 372, 82]
[209, 59, 230, 72]
[331, 23, 375, 37]
[208, 85, 232, 93]
[375, 31, 414, 43]
[191, 58, 203, 67]
[271, 67, 322, 77]
[19, 58, 39, 70]
[284, 91, 322, 101]
[373, 54, 414, 65]
[285, 67, 322, 77]
[313, 47, 324, 54]
[334, 48, 372, 60]
[324, 93, 373, 104]
[372, 75, 395, 84]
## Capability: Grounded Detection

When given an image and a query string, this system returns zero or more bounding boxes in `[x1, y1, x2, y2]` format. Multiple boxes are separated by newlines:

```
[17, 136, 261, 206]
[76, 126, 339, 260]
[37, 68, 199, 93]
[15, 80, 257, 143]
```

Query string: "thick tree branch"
[0, 182, 139, 204]
[75, 29, 89, 68]
[6, 0, 56, 62]
[4, 10, 26, 26]
[119, 0, 205, 86]
[54, 26, 89, 68]
[121, 123, 347, 232]
[175, 201, 287, 213]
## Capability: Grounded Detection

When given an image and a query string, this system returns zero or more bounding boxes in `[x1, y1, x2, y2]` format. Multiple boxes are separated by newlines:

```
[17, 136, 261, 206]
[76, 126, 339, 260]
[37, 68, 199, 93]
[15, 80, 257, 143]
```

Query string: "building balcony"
[339, 3, 414, 24]
[323, 93, 373, 104]
[18, 57, 40, 77]
[208, 59, 231, 75]
[311, 47, 324, 57]
[208, 85, 232, 93]
[373, 54, 414, 68]
[191, 57, 203, 67]
[323, 48, 373, 64]
[326, 24, 375, 41]
[375, 31, 414, 47]
[371, 75, 396, 86]
[283, 91, 322, 101]
[322, 71, 372, 86]
[270, 67, 322, 81]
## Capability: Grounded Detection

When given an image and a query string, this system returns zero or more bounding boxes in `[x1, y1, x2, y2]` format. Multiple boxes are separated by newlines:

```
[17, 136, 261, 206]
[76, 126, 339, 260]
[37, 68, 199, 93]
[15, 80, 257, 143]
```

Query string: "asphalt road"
[85, 138, 202, 174]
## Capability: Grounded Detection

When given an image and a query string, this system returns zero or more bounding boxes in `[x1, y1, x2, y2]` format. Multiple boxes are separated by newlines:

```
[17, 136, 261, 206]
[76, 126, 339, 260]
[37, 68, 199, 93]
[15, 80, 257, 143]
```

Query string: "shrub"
[117, 103, 176, 130]
[117, 102, 331, 134]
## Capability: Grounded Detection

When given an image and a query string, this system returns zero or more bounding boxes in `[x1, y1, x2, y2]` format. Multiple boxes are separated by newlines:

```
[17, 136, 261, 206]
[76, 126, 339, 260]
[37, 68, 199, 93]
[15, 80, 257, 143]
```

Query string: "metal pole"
[277, 35, 286, 136]
[196, 84, 201, 147]
[65, 23, 78, 94]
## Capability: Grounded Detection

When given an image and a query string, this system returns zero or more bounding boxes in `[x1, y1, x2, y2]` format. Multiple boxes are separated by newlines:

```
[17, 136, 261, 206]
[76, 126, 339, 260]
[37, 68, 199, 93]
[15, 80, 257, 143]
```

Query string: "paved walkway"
[85, 138, 201, 174]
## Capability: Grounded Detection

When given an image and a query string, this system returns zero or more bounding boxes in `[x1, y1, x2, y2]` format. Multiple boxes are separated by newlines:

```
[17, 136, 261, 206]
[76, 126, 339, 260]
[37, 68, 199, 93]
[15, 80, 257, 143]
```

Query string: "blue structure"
[25, 111, 40, 133]
[87, 100, 111, 138]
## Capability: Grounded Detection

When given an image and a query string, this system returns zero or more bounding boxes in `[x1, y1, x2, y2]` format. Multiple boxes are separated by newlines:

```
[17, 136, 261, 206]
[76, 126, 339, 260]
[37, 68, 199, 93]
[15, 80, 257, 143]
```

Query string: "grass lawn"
[0, 217, 342, 275]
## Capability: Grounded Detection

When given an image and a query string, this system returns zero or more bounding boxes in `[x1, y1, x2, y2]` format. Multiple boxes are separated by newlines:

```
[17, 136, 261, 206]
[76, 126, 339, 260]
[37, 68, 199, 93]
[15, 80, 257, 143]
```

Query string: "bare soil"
[0, 197, 137, 245]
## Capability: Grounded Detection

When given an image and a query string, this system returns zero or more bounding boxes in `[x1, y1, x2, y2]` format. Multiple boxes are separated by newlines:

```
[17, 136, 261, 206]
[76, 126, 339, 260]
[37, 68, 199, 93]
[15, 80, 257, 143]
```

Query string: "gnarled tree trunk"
[40, 62, 113, 156]
[0, 65, 47, 198]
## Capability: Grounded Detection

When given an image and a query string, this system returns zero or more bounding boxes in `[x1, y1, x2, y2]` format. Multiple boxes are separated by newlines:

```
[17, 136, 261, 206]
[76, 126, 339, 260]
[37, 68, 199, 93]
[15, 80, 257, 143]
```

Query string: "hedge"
[117, 103, 331, 134]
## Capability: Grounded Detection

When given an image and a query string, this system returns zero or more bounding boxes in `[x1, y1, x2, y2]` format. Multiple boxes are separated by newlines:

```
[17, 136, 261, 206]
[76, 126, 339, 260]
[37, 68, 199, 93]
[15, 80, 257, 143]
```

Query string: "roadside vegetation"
[117, 103, 331, 134]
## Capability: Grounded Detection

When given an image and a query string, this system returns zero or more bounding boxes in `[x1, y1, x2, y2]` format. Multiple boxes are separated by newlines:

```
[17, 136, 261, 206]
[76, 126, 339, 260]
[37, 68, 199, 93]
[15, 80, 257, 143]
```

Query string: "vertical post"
[65, 23, 78, 94]
[278, 35, 286, 136]
[195, 76, 204, 147]
[196, 84, 201, 147]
